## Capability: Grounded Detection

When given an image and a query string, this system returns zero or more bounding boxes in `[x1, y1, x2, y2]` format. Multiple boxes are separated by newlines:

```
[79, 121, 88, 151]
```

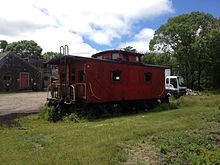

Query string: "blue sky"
[89, 0, 220, 53]
[0, 0, 219, 57]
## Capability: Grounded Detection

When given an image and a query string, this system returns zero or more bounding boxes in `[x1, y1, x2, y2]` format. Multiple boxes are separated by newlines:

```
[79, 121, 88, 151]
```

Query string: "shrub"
[154, 103, 169, 111]
[39, 105, 62, 122]
[64, 113, 80, 123]
[169, 102, 179, 109]
[175, 97, 195, 107]
[154, 102, 179, 111]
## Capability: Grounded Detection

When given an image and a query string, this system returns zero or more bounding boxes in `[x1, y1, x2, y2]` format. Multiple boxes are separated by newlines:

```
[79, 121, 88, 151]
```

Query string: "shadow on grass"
[39, 101, 180, 123]
[79, 102, 179, 122]
[0, 112, 37, 128]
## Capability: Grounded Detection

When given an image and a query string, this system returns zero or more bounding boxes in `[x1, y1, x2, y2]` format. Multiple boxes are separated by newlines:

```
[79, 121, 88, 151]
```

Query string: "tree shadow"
[0, 112, 37, 128]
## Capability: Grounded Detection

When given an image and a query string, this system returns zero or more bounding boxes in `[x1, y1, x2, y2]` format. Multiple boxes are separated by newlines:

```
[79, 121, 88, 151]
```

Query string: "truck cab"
[165, 76, 187, 98]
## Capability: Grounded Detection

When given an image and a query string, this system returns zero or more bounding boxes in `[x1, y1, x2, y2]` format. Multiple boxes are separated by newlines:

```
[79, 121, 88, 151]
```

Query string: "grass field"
[0, 93, 220, 164]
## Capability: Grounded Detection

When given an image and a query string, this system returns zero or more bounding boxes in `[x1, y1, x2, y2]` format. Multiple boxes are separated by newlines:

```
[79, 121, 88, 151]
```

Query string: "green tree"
[149, 11, 218, 89]
[5, 40, 42, 59]
[0, 40, 8, 52]
[43, 51, 59, 60]
[143, 52, 180, 75]
[122, 46, 137, 53]
[143, 52, 171, 65]
[207, 19, 220, 89]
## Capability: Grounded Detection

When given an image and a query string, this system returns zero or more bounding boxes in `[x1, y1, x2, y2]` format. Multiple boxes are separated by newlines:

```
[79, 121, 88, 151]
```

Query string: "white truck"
[165, 69, 187, 98]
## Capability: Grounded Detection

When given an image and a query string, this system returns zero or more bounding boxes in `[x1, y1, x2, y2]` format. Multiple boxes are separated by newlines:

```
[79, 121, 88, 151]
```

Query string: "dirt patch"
[0, 92, 47, 116]
[119, 139, 163, 165]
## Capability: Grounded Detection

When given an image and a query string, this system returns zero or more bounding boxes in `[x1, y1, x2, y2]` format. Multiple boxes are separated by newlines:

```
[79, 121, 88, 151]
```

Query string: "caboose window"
[112, 53, 119, 60]
[144, 72, 152, 82]
[79, 71, 85, 81]
[112, 70, 121, 81]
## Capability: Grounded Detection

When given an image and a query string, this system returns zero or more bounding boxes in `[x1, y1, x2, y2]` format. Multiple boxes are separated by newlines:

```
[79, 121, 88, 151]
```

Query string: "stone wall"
[0, 52, 42, 91]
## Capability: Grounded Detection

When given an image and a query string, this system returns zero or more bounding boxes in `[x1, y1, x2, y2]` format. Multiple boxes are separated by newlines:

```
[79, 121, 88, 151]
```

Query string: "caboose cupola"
[91, 50, 144, 63]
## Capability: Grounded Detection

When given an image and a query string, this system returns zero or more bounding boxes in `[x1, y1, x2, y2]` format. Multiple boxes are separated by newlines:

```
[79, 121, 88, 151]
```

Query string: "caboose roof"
[91, 50, 144, 58]
[47, 54, 168, 69]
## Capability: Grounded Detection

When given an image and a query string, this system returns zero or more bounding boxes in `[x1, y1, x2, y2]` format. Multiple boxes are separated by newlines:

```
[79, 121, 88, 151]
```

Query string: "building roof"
[0, 52, 10, 68]
[91, 50, 144, 58]
[0, 52, 9, 61]
[0, 51, 40, 71]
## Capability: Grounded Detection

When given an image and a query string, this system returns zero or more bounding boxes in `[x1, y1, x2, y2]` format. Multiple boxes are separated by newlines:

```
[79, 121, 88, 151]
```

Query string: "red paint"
[20, 72, 29, 89]
[48, 50, 167, 104]
[84, 60, 166, 103]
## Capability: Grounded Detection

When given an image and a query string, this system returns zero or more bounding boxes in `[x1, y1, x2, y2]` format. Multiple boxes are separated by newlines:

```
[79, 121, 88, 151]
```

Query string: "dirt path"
[0, 92, 47, 116]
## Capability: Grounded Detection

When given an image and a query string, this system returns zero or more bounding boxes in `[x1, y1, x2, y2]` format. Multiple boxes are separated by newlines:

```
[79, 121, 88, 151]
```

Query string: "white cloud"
[0, 27, 97, 57]
[119, 28, 155, 53]
[0, 0, 173, 56]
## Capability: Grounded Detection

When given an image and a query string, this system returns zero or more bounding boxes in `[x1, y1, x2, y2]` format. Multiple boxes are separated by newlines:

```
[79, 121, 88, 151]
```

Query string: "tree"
[149, 11, 219, 89]
[207, 19, 220, 89]
[143, 52, 171, 65]
[143, 52, 180, 75]
[43, 51, 59, 60]
[0, 40, 8, 52]
[5, 40, 42, 59]
[122, 46, 137, 53]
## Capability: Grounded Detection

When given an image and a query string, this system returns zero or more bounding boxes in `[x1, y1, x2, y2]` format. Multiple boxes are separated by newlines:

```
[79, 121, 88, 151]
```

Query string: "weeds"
[63, 113, 80, 123]
[154, 128, 220, 165]
[38, 105, 62, 122]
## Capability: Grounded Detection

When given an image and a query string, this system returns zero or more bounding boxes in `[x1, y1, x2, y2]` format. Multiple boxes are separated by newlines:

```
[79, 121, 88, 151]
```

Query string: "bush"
[154, 102, 179, 111]
[169, 102, 179, 109]
[39, 105, 62, 122]
[175, 97, 195, 107]
[63, 113, 80, 123]
[154, 103, 170, 111]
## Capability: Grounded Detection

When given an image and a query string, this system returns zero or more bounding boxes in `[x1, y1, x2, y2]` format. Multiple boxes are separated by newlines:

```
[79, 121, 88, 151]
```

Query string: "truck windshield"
[178, 76, 186, 86]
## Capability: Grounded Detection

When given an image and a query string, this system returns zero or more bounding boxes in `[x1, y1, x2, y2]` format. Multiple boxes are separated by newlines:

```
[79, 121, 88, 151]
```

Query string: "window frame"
[166, 78, 169, 84]
[144, 72, 152, 83]
[78, 70, 85, 82]
[112, 70, 121, 82]
[112, 53, 120, 60]
[3, 75, 11, 81]
[170, 78, 177, 88]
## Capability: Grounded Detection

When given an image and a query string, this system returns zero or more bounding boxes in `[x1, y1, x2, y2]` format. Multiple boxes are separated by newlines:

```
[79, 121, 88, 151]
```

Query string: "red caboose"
[47, 48, 168, 109]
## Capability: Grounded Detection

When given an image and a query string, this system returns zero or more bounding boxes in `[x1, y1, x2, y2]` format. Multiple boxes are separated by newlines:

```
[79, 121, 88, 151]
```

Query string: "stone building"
[29, 58, 53, 89]
[0, 52, 42, 91]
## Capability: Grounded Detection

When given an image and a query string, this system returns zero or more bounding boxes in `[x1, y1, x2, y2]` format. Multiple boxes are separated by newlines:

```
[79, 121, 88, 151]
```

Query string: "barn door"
[20, 72, 29, 89]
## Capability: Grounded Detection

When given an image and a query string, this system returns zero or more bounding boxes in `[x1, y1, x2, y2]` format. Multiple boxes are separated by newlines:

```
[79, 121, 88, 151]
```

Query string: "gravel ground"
[0, 92, 47, 116]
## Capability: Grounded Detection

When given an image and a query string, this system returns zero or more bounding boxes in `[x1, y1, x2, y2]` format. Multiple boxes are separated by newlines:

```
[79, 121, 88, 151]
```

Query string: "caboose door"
[76, 83, 86, 99]
[75, 69, 86, 100]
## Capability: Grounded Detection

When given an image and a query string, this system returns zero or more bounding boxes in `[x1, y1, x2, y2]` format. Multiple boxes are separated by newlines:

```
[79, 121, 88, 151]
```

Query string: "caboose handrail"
[69, 85, 75, 101]
[47, 83, 72, 99]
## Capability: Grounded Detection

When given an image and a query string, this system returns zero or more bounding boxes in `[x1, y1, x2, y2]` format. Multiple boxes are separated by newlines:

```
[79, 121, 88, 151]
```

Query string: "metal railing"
[47, 83, 76, 102]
